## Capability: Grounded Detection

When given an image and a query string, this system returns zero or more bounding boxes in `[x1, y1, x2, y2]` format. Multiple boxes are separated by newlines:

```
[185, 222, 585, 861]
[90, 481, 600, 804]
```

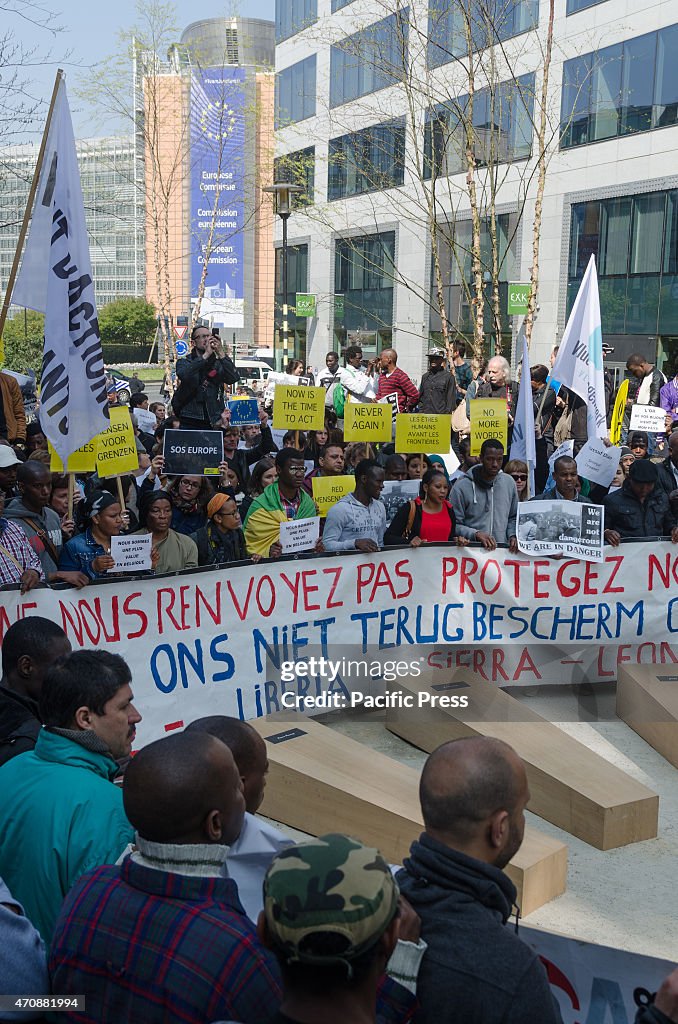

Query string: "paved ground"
[260, 682, 678, 962]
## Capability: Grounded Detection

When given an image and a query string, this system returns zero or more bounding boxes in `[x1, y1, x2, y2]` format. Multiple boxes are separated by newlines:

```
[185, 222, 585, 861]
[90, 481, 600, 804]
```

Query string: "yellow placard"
[469, 399, 509, 456]
[49, 439, 98, 474]
[312, 474, 355, 517]
[395, 413, 450, 454]
[272, 385, 326, 432]
[610, 378, 629, 445]
[343, 402, 392, 443]
[95, 406, 139, 476]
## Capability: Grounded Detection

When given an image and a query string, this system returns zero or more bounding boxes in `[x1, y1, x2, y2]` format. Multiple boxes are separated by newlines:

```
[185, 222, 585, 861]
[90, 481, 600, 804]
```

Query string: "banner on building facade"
[0, 542, 676, 743]
[190, 66, 246, 328]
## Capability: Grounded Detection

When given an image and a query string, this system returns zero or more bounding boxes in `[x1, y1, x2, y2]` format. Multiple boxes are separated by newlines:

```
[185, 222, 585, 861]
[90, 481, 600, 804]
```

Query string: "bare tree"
[280, 0, 566, 363]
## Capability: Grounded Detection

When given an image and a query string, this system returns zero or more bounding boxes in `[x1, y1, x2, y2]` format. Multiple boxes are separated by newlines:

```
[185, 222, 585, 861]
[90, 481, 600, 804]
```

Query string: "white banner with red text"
[0, 541, 676, 743]
[521, 924, 673, 1024]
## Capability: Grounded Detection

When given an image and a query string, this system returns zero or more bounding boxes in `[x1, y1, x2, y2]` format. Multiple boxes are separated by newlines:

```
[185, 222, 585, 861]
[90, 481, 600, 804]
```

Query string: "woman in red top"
[384, 469, 458, 547]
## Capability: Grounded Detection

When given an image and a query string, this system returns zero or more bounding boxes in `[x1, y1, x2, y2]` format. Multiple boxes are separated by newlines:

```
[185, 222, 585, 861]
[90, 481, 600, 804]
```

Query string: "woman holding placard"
[384, 469, 459, 547]
[137, 492, 198, 574]
[59, 492, 130, 580]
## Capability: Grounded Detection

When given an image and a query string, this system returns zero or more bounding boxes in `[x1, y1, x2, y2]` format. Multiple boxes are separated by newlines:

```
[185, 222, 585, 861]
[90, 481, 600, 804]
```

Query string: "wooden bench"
[385, 672, 658, 851]
[250, 713, 568, 916]
[617, 664, 678, 768]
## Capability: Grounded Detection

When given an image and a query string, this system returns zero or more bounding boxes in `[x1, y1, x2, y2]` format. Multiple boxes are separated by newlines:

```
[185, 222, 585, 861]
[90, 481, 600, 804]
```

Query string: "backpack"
[333, 384, 346, 418]
[0, 720, 39, 768]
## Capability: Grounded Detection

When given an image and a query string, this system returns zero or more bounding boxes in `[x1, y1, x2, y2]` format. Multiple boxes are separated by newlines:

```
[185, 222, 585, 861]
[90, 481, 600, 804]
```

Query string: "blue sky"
[10, 0, 275, 139]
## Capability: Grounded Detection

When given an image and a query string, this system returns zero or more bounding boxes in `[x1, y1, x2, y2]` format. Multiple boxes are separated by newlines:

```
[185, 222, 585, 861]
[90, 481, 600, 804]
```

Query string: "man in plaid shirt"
[375, 349, 420, 413]
[0, 518, 44, 592]
[50, 732, 417, 1024]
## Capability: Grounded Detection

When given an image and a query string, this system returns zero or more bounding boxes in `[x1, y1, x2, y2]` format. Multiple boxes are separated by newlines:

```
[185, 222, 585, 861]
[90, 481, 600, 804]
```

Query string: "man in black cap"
[418, 348, 456, 415]
[603, 458, 678, 545]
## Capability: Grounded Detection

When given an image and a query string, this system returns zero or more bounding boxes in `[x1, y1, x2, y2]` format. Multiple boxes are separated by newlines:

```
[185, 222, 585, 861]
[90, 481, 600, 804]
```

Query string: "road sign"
[175, 339, 189, 357]
[174, 325, 188, 340]
[508, 283, 531, 316]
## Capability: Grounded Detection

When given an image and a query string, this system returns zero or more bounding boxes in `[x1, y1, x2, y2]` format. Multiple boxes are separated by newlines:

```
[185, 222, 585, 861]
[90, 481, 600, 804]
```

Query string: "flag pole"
[0, 69, 64, 341]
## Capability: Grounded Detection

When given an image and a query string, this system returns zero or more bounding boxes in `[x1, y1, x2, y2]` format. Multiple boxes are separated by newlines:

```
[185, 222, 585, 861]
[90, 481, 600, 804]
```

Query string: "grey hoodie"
[450, 465, 518, 543]
[4, 499, 63, 574]
[322, 493, 387, 551]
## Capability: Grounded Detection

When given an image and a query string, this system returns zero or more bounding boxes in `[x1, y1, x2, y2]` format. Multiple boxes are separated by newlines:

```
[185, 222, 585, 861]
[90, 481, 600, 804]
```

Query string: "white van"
[234, 359, 270, 394]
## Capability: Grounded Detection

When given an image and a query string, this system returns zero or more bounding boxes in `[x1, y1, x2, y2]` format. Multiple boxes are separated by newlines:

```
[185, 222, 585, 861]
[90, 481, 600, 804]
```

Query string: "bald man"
[375, 348, 420, 413]
[50, 732, 282, 1024]
[397, 738, 562, 1024]
[185, 715, 294, 920]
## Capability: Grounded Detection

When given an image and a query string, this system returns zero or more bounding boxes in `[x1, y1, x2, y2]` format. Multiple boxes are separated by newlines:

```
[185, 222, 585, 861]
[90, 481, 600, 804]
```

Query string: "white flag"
[509, 334, 536, 494]
[12, 77, 109, 463]
[550, 255, 607, 440]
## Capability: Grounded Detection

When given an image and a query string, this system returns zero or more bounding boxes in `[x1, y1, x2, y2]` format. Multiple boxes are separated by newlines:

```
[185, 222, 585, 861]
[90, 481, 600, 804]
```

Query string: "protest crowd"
[0, 322, 677, 1024]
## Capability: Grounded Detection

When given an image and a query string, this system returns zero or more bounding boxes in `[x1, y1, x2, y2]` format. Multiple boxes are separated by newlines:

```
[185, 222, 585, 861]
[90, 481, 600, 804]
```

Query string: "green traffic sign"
[295, 293, 316, 318]
[508, 282, 531, 316]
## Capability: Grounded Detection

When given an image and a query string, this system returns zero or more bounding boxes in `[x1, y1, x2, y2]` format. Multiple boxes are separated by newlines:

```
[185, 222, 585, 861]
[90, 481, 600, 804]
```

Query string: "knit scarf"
[131, 834, 229, 878]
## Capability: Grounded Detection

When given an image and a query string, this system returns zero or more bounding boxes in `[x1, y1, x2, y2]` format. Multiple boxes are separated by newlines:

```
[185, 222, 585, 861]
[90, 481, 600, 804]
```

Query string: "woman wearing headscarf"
[137, 491, 198, 574]
[192, 491, 260, 566]
[58, 491, 130, 580]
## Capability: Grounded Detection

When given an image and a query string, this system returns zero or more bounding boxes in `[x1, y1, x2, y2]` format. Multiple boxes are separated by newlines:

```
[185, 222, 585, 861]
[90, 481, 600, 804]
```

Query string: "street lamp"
[263, 181, 303, 369]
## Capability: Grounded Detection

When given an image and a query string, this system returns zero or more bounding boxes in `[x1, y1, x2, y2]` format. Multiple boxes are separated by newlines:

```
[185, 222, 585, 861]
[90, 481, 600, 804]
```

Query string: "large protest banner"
[0, 542, 677, 743]
[521, 925, 672, 1024]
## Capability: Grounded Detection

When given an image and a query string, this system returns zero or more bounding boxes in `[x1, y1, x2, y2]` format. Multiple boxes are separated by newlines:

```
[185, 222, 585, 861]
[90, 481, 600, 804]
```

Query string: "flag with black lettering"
[550, 255, 606, 441]
[12, 77, 109, 462]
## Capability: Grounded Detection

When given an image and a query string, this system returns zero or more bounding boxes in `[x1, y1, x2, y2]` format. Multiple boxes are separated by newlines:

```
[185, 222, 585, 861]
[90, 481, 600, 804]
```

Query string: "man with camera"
[174, 326, 239, 430]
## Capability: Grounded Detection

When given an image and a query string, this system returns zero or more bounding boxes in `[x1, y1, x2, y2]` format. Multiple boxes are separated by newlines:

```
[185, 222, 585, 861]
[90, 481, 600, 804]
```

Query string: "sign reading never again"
[343, 402, 392, 442]
[162, 429, 224, 476]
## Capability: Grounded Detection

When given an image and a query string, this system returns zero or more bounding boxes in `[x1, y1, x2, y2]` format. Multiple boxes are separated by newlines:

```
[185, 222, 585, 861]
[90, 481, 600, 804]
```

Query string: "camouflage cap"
[263, 833, 399, 967]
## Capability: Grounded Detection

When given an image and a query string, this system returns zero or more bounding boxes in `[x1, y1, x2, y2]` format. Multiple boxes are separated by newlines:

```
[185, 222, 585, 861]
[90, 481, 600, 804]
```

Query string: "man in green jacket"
[0, 649, 140, 941]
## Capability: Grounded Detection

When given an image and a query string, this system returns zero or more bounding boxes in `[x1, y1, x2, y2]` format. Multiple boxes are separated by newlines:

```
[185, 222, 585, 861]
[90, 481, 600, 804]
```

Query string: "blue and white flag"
[12, 77, 109, 463]
[550, 255, 607, 440]
[510, 333, 536, 495]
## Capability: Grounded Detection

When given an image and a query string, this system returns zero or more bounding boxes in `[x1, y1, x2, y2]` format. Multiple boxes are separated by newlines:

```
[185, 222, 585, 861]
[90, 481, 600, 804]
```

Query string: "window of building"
[424, 74, 535, 178]
[566, 0, 606, 13]
[561, 25, 678, 148]
[568, 189, 678, 337]
[334, 231, 395, 335]
[276, 0, 317, 43]
[274, 147, 315, 207]
[274, 244, 310, 365]
[330, 11, 408, 108]
[276, 56, 317, 128]
[428, 0, 538, 68]
[328, 119, 405, 200]
[331, 0, 353, 9]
